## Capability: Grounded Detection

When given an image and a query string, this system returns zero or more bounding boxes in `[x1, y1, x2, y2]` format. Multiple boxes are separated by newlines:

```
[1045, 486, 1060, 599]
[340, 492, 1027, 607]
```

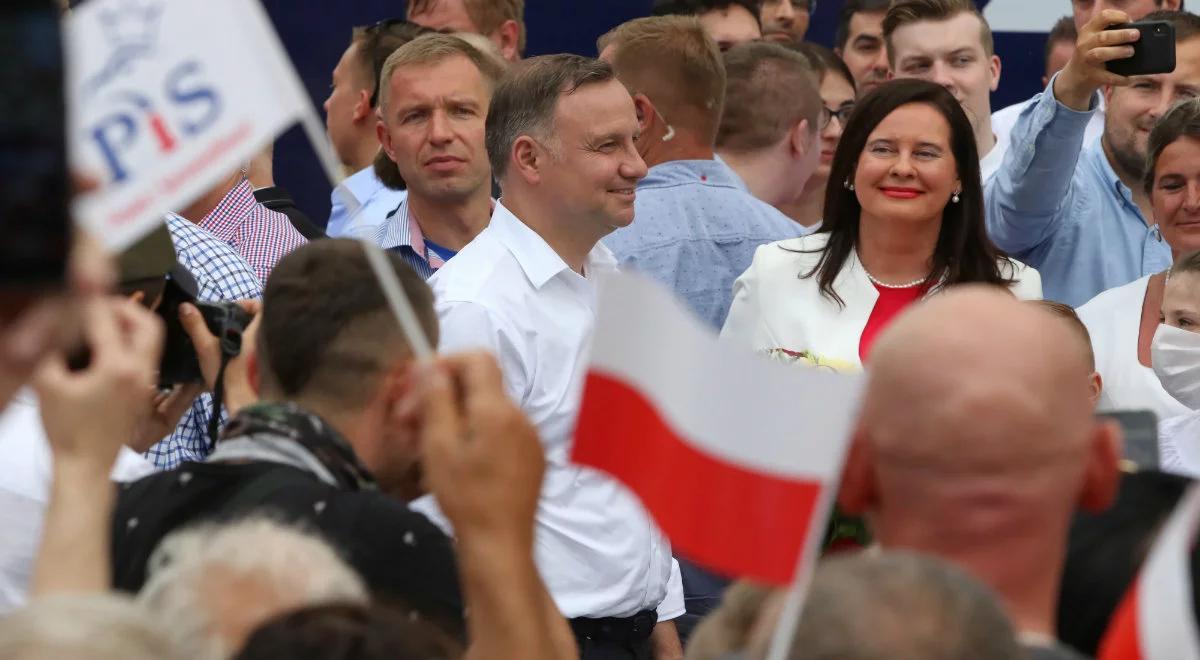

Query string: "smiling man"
[371, 34, 503, 278]
[884, 0, 1005, 181]
[985, 10, 1200, 306]
[421, 54, 689, 660]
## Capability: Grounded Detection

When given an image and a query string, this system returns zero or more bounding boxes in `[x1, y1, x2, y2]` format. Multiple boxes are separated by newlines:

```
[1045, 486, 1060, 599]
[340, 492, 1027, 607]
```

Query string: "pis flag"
[572, 272, 863, 586]
[65, 0, 317, 250]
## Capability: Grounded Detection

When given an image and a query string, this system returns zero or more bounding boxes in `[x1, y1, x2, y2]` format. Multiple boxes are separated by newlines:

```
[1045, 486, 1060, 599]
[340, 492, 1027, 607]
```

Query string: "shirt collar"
[199, 178, 256, 241]
[339, 165, 388, 203]
[490, 201, 616, 289]
[1088, 139, 1150, 224]
[640, 158, 747, 191]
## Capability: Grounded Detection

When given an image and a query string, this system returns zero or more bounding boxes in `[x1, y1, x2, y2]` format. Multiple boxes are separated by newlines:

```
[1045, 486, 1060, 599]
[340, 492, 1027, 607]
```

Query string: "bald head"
[864, 286, 1095, 470]
[842, 286, 1121, 636]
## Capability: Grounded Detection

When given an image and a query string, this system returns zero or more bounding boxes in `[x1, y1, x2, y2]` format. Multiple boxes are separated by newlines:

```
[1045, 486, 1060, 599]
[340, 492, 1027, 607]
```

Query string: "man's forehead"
[849, 11, 885, 36]
[408, 0, 479, 31]
[555, 82, 636, 131]
[890, 14, 988, 54]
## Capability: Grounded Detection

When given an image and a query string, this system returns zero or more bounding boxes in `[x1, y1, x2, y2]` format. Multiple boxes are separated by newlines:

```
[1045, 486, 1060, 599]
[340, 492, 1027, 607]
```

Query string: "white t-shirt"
[1160, 412, 1200, 477]
[1076, 276, 1191, 420]
[0, 390, 154, 613]
[979, 136, 1008, 185]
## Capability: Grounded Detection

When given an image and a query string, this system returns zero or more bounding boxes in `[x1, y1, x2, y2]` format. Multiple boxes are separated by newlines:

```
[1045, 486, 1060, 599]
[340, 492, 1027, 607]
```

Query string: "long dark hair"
[803, 78, 1013, 306]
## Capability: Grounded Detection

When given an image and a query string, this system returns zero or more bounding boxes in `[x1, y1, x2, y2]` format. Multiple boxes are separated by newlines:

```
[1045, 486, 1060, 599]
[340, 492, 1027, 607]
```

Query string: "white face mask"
[1151, 323, 1200, 410]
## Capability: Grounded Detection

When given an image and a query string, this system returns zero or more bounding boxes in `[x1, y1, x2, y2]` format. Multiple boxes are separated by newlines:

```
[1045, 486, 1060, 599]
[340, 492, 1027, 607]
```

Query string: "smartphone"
[1099, 410, 1159, 470]
[1105, 20, 1176, 77]
[0, 0, 70, 309]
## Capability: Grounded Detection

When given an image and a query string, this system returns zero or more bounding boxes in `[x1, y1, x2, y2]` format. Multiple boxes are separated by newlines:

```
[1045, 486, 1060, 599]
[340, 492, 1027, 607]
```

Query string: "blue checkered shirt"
[145, 214, 263, 469]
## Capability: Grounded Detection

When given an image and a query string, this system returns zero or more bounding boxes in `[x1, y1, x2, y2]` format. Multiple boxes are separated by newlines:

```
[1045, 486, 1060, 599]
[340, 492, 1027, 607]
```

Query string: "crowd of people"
[4, 0, 1200, 658]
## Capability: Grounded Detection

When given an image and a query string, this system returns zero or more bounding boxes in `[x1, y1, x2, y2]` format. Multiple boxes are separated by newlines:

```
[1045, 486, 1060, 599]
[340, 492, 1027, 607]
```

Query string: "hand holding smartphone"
[1104, 20, 1177, 77]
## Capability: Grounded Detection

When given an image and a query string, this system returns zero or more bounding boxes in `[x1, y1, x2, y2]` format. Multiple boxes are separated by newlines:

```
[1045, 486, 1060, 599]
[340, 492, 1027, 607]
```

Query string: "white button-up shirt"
[418, 201, 684, 621]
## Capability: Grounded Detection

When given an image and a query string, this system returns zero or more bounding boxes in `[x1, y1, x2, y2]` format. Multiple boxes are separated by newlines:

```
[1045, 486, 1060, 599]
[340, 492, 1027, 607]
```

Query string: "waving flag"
[66, 0, 337, 250]
[572, 272, 863, 585]
[1100, 484, 1200, 660]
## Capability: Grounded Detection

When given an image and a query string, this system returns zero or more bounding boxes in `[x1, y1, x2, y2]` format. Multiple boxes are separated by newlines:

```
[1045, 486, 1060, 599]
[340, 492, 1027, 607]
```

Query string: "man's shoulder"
[166, 214, 263, 299]
[429, 229, 523, 305]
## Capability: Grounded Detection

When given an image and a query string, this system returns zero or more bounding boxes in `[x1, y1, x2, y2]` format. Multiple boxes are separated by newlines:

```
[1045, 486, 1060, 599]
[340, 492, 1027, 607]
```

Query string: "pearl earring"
[952, 191, 960, 204]
[844, 179, 855, 191]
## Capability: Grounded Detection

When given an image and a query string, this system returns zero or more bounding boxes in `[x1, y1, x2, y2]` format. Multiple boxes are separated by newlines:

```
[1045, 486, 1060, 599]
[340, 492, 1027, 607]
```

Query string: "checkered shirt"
[199, 178, 307, 284]
[146, 214, 264, 469]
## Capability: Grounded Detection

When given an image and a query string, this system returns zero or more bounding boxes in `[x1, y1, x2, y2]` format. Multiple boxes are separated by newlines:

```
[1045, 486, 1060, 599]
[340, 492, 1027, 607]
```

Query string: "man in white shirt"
[421, 54, 686, 659]
[323, 21, 429, 237]
[883, 0, 1007, 182]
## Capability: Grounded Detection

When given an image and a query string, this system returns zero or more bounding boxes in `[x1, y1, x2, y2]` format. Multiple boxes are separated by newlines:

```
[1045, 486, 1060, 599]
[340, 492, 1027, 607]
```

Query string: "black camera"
[157, 268, 251, 387]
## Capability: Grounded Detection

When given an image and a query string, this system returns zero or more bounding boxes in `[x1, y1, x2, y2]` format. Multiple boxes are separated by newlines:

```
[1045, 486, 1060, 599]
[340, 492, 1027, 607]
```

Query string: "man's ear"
[837, 429, 878, 515]
[494, 19, 521, 62]
[789, 118, 814, 158]
[352, 89, 373, 123]
[1103, 84, 1116, 109]
[1089, 371, 1104, 408]
[1079, 418, 1122, 513]
[511, 135, 543, 185]
[632, 93, 656, 136]
[989, 54, 1002, 93]
[377, 116, 396, 163]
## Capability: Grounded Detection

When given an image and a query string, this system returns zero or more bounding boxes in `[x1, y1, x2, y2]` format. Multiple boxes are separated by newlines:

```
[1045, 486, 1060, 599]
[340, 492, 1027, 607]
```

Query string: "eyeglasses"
[819, 104, 855, 130]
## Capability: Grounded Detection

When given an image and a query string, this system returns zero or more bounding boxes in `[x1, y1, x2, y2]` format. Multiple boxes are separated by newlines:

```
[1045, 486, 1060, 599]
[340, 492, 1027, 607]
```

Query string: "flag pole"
[247, 0, 438, 359]
[764, 428, 858, 660]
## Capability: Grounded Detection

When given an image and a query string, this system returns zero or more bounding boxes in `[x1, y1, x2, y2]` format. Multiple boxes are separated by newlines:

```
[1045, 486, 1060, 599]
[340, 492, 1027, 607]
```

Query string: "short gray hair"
[138, 517, 369, 660]
[377, 33, 506, 113]
[0, 593, 184, 660]
[787, 552, 1023, 660]
[484, 54, 615, 179]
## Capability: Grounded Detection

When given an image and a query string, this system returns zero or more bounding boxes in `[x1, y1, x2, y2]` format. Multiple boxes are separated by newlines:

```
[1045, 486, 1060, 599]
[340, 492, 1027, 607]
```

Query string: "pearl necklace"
[863, 269, 927, 289]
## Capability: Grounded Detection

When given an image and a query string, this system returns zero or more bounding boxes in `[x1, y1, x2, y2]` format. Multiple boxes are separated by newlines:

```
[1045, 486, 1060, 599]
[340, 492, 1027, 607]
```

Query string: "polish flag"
[1100, 484, 1200, 660]
[572, 272, 864, 586]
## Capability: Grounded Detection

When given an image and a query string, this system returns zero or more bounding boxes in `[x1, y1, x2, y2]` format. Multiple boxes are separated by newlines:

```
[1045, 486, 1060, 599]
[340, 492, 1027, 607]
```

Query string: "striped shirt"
[199, 178, 307, 284]
[375, 196, 494, 280]
[146, 214, 263, 469]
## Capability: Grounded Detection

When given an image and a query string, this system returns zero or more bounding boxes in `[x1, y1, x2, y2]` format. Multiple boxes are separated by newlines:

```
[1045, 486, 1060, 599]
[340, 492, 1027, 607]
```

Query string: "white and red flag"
[572, 272, 863, 586]
[1100, 484, 1200, 660]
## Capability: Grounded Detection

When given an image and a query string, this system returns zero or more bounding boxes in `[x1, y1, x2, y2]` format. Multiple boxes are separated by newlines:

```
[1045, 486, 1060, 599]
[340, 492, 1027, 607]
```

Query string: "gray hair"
[138, 517, 369, 660]
[484, 53, 615, 179]
[0, 593, 184, 660]
[1145, 97, 1200, 195]
[786, 552, 1023, 660]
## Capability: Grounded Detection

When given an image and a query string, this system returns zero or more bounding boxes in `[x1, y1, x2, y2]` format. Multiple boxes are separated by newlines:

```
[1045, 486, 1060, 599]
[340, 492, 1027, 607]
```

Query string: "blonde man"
[370, 34, 504, 278]
[883, 0, 1005, 181]
[407, 0, 525, 62]
[598, 16, 804, 330]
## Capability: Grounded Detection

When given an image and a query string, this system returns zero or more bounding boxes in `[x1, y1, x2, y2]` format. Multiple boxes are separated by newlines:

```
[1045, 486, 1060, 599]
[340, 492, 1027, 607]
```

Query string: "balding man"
[716, 41, 821, 219]
[598, 16, 803, 330]
[840, 286, 1122, 660]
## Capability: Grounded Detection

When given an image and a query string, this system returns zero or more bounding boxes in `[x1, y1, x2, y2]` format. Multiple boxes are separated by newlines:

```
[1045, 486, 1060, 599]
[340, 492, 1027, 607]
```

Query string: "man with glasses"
[323, 20, 430, 238]
[761, 0, 814, 41]
[883, 0, 1007, 181]
[717, 42, 823, 220]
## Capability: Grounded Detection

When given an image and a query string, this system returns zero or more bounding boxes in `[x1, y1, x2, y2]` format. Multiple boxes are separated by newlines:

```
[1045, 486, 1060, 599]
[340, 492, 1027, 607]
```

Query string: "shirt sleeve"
[436, 300, 530, 405]
[657, 558, 686, 622]
[984, 73, 1099, 256]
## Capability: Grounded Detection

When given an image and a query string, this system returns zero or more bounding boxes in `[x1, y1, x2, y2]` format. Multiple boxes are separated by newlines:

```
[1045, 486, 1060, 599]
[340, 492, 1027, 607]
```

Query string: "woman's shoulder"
[747, 232, 829, 271]
[1077, 275, 1152, 316]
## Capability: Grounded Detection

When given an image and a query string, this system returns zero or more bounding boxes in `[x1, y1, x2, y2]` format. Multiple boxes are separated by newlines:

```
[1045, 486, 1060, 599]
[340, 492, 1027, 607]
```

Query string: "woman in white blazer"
[722, 80, 1041, 370]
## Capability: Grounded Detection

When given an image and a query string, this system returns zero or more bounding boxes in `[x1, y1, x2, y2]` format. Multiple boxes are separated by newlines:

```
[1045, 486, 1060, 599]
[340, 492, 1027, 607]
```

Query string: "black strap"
[206, 350, 233, 448]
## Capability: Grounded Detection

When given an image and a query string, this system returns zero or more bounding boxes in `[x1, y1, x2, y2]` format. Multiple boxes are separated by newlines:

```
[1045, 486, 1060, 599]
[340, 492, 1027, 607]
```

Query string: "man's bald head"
[843, 286, 1119, 551]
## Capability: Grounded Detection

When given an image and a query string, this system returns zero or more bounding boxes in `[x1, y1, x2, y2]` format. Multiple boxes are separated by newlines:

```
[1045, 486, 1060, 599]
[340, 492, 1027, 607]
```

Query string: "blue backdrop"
[262, 0, 1055, 228]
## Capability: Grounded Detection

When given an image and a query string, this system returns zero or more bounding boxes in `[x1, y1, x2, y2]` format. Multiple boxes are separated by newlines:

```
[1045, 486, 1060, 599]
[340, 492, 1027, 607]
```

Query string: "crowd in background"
[4, 0, 1200, 659]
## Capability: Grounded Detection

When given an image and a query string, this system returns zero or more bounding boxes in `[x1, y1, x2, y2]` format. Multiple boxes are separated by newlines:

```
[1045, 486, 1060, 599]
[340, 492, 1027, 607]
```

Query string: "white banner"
[65, 0, 319, 250]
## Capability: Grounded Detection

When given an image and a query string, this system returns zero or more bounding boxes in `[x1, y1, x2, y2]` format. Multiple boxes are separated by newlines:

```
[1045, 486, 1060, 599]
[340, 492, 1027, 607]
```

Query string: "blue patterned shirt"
[146, 214, 263, 469]
[603, 159, 809, 329]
